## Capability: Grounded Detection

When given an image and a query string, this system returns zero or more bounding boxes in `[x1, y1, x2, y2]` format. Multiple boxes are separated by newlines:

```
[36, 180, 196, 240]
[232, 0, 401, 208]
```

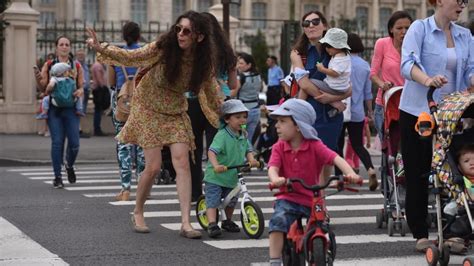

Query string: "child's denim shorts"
[204, 182, 238, 209]
[269, 199, 311, 233]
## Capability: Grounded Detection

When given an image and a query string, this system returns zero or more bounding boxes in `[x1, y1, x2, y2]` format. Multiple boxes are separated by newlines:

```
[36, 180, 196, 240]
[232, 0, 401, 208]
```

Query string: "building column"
[397, 0, 404, 11]
[0, 0, 40, 133]
[372, 0, 380, 31]
[73, 0, 83, 21]
[155, 0, 172, 27]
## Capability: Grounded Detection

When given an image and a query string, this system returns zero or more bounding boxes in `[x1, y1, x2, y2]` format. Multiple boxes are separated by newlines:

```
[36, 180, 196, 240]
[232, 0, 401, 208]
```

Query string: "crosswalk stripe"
[61, 182, 272, 191]
[43, 179, 122, 184]
[30, 175, 119, 180]
[203, 234, 428, 249]
[7, 166, 118, 172]
[83, 189, 275, 198]
[110, 194, 383, 206]
[143, 205, 382, 217]
[22, 170, 120, 176]
[0, 217, 68, 265]
[160, 217, 375, 231]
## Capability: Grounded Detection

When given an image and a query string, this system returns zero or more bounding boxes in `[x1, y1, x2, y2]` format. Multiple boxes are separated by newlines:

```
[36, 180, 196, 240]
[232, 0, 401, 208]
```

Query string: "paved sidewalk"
[0, 134, 117, 166]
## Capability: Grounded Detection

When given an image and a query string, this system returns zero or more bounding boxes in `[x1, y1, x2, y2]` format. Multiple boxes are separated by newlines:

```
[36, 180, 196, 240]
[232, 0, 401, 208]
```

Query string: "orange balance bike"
[269, 175, 362, 266]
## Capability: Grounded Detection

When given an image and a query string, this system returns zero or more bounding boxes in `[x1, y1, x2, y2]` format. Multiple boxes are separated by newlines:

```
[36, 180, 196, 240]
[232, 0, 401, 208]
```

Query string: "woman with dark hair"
[34, 36, 84, 188]
[290, 10, 351, 182]
[86, 11, 221, 238]
[107, 21, 145, 202]
[400, 0, 473, 252]
[370, 10, 412, 158]
[233, 52, 262, 143]
[335, 33, 375, 180]
[186, 12, 238, 203]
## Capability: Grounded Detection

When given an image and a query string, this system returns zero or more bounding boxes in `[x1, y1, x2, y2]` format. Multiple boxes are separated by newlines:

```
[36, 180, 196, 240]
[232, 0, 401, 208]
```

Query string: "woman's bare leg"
[133, 146, 162, 227]
[169, 142, 194, 231]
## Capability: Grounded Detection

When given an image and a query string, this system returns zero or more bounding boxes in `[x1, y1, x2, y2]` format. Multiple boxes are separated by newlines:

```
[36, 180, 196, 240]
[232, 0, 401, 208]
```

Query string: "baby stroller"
[254, 109, 278, 165]
[375, 86, 409, 236]
[421, 89, 474, 266]
[155, 147, 176, 185]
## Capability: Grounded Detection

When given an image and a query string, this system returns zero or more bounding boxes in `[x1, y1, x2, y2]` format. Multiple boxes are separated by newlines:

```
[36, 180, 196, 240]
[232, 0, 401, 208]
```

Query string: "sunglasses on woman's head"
[457, 0, 468, 5]
[174, 25, 192, 36]
[302, 18, 321, 27]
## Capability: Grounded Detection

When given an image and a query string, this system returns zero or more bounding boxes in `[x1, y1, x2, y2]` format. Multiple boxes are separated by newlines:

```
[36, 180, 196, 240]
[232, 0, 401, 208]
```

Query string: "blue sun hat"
[269, 98, 319, 140]
[50, 62, 71, 77]
[219, 99, 249, 128]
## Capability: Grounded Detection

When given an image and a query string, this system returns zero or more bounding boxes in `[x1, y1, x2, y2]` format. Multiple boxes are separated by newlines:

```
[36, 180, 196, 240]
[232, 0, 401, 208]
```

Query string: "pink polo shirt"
[268, 139, 337, 208]
[370, 37, 405, 106]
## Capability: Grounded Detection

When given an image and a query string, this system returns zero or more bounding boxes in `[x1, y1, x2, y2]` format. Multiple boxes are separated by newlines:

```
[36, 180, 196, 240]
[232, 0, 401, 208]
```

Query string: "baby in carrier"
[36, 62, 84, 119]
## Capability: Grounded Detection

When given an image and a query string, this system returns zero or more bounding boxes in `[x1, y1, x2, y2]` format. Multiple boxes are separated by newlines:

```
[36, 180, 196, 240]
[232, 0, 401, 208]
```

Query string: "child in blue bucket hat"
[266, 98, 361, 265]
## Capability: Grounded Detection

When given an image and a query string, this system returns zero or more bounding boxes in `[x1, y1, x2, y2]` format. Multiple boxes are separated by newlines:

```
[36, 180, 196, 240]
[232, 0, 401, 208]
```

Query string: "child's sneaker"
[221, 220, 240, 233]
[36, 113, 48, 120]
[207, 223, 222, 238]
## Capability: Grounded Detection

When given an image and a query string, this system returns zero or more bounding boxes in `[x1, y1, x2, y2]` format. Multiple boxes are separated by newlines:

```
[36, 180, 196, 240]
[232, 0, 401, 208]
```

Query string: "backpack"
[115, 66, 138, 122]
[51, 78, 76, 108]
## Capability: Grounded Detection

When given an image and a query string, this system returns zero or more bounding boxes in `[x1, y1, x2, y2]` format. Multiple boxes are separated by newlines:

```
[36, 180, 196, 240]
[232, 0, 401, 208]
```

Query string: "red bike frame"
[270, 176, 361, 265]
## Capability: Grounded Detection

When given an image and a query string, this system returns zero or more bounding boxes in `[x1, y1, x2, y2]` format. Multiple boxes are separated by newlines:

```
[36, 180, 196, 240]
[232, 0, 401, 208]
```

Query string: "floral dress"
[97, 42, 221, 151]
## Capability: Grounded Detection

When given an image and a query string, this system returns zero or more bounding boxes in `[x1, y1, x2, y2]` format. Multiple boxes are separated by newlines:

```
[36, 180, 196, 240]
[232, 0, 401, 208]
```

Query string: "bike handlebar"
[215, 160, 263, 172]
[268, 175, 362, 192]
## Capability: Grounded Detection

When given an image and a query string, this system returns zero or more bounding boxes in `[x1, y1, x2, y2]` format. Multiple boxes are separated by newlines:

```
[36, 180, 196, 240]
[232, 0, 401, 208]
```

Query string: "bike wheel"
[282, 240, 305, 266]
[196, 195, 209, 230]
[240, 200, 265, 239]
[311, 237, 326, 266]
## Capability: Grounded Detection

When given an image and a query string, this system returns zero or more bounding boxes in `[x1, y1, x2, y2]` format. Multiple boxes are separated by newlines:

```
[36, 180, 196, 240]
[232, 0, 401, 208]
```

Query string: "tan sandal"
[445, 237, 469, 254]
[179, 228, 202, 239]
[131, 215, 150, 233]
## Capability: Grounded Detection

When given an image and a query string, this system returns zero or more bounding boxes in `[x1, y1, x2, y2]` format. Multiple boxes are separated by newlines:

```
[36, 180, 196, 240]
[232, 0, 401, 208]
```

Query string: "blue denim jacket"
[400, 16, 474, 116]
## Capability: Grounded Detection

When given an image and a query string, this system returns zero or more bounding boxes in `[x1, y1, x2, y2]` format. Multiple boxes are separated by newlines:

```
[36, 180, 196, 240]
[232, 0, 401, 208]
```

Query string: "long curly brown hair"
[156, 11, 215, 93]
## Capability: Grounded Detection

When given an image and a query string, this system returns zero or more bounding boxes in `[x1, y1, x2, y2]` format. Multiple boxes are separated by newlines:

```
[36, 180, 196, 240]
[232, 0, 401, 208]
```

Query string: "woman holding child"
[86, 11, 221, 238]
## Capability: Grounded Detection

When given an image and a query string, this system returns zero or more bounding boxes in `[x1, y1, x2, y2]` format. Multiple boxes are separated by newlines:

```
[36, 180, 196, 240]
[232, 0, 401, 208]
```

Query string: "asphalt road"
[1, 162, 473, 265]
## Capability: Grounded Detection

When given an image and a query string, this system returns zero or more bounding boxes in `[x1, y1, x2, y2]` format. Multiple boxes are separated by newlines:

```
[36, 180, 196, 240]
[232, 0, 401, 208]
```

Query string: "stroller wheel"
[439, 244, 450, 266]
[376, 209, 384, 229]
[387, 218, 394, 236]
[463, 257, 474, 266]
[400, 219, 409, 237]
[426, 245, 439, 266]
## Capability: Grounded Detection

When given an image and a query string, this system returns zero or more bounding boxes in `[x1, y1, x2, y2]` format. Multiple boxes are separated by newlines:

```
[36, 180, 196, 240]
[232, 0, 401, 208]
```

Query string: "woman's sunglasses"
[301, 18, 321, 28]
[457, 0, 468, 5]
[174, 25, 192, 36]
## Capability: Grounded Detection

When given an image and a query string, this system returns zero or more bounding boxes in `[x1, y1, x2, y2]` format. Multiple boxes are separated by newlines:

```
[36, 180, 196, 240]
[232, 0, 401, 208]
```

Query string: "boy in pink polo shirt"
[267, 99, 361, 266]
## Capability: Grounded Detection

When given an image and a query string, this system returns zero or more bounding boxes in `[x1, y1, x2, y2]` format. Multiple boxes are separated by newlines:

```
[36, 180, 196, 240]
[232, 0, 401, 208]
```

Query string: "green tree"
[243, 30, 269, 82]
[0, 0, 11, 13]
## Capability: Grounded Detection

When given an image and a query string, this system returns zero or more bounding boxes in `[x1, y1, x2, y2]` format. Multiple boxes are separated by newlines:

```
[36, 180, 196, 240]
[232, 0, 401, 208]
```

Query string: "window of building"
[83, 0, 99, 23]
[39, 11, 56, 24]
[405, 8, 416, 20]
[379, 7, 392, 33]
[173, 0, 186, 22]
[304, 4, 319, 14]
[230, 3, 241, 18]
[197, 0, 212, 12]
[131, 0, 147, 24]
[252, 2, 267, 29]
[356, 6, 368, 32]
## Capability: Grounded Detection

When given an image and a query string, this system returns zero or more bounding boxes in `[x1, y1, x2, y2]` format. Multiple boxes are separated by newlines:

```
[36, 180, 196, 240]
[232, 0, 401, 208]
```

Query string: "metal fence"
[36, 20, 166, 67]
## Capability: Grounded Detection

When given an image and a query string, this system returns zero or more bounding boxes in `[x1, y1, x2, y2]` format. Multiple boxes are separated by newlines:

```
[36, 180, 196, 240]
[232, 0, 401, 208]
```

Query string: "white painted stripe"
[43, 179, 124, 184]
[22, 170, 120, 176]
[0, 217, 68, 265]
[111, 195, 382, 206]
[62, 182, 274, 191]
[8, 166, 118, 172]
[203, 234, 421, 249]
[335, 255, 466, 266]
[143, 205, 382, 217]
[83, 189, 274, 198]
[160, 217, 374, 231]
[30, 175, 119, 180]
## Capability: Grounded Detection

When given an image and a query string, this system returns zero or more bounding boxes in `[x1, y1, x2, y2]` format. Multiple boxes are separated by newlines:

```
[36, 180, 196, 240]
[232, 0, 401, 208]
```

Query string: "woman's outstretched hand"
[85, 28, 101, 51]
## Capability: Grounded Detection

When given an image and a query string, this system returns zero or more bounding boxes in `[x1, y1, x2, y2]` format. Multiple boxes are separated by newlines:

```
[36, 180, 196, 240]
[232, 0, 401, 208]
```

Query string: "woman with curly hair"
[86, 11, 221, 239]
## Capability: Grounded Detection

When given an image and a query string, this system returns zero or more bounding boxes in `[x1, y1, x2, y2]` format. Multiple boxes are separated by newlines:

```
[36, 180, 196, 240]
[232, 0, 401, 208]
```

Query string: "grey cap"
[221, 99, 249, 118]
[50, 62, 71, 77]
[319, 28, 351, 50]
[270, 98, 320, 140]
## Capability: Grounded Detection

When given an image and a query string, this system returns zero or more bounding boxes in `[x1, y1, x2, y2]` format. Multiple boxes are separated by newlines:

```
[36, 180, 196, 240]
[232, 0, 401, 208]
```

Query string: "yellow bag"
[115, 66, 138, 122]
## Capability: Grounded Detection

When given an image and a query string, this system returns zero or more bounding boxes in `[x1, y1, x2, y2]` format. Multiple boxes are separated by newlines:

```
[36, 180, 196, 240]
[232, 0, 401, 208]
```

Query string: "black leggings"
[400, 110, 432, 239]
[187, 98, 217, 201]
[336, 121, 374, 174]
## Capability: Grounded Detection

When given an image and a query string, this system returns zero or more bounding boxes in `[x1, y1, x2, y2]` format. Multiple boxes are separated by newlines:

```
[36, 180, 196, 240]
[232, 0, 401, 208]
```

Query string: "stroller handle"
[427, 86, 437, 114]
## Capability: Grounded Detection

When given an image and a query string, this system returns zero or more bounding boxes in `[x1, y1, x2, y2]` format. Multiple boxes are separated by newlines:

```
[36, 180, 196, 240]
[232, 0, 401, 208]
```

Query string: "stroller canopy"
[432, 91, 474, 195]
